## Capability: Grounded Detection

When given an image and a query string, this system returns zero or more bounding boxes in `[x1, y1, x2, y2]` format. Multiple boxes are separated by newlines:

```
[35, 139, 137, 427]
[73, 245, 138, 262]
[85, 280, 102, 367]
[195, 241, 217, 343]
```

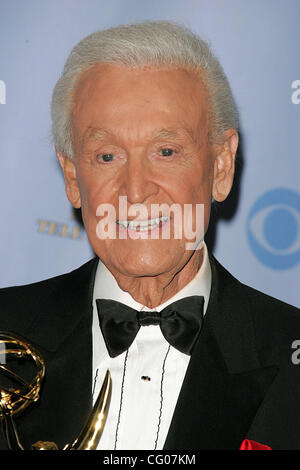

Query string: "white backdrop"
[0, 0, 299, 307]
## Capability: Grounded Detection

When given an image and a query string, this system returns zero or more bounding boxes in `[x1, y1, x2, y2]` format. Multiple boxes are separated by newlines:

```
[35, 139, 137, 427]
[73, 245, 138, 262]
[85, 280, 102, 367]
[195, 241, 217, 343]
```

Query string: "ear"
[212, 129, 239, 202]
[56, 151, 81, 208]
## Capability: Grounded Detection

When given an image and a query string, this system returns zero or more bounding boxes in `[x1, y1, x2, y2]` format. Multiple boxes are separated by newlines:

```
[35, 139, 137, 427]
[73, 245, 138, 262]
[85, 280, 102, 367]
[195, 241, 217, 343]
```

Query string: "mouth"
[116, 215, 170, 233]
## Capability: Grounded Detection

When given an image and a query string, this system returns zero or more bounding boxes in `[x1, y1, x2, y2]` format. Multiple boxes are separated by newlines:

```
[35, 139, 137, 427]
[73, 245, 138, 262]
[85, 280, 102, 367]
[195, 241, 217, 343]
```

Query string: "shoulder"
[241, 280, 299, 321]
[0, 257, 98, 301]
[239, 278, 299, 364]
[0, 257, 98, 330]
[212, 254, 298, 318]
[233, 270, 299, 333]
[212, 255, 300, 364]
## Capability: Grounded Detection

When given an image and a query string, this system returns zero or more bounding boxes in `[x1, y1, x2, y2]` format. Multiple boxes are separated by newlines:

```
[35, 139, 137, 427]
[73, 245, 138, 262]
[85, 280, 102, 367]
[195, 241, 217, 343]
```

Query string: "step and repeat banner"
[0, 0, 299, 307]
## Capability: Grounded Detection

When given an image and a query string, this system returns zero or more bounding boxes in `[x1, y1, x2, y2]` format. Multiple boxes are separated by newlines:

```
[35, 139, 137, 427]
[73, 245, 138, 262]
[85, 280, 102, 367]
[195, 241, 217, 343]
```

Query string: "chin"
[94, 239, 185, 276]
[120, 253, 182, 278]
[121, 264, 167, 278]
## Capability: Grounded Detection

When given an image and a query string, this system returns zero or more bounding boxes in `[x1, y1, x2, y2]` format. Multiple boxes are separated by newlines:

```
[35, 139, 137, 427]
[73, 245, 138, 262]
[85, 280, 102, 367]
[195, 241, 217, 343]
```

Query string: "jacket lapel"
[164, 256, 279, 450]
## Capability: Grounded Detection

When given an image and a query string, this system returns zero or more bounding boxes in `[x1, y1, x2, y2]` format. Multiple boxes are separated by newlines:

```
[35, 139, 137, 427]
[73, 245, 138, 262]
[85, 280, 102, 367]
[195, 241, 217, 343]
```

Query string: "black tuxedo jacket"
[0, 255, 299, 450]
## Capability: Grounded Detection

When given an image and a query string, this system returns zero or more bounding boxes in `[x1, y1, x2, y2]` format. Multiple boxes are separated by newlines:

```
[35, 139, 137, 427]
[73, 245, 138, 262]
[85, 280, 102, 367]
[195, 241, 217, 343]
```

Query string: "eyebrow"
[88, 128, 112, 142]
[152, 128, 196, 144]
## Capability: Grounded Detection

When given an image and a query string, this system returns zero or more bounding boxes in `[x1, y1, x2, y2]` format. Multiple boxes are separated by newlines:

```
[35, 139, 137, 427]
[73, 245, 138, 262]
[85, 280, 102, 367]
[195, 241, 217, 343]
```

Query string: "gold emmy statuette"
[0, 331, 111, 450]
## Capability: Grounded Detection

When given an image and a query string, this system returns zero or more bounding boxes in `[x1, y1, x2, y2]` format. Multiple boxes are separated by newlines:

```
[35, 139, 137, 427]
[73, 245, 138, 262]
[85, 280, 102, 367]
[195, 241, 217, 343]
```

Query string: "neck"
[107, 248, 204, 308]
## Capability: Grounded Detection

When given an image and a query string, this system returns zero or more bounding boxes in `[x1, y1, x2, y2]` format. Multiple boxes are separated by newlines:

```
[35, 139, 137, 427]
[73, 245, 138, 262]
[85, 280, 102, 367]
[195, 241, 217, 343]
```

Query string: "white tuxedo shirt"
[92, 243, 211, 450]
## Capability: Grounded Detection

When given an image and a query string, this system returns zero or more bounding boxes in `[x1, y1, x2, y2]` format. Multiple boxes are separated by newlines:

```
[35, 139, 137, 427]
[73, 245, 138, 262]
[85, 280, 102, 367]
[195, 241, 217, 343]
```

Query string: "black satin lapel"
[206, 255, 261, 373]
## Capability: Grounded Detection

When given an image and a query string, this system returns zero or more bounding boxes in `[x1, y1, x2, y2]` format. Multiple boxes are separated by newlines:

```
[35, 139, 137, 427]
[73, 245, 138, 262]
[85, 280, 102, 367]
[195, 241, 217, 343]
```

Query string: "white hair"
[51, 20, 238, 158]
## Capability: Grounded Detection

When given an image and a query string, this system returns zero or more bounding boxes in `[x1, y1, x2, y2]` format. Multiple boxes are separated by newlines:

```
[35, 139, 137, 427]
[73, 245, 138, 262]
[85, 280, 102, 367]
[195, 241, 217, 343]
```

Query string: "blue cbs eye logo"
[247, 188, 300, 270]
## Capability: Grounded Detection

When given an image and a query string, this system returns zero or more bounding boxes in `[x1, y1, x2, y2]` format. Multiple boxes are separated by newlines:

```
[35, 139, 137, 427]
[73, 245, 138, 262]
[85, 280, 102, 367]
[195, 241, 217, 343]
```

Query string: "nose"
[119, 154, 158, 205]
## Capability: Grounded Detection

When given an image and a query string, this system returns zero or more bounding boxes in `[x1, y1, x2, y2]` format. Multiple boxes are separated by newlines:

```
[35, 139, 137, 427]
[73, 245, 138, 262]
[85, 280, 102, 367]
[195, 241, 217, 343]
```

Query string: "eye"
[97, 153, 115, 163]
[160, 148, 175, 157]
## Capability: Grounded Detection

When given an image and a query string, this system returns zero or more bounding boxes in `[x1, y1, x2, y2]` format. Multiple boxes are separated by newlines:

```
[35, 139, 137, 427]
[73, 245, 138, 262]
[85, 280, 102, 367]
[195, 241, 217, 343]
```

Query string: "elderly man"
[1, 21, 299, 451]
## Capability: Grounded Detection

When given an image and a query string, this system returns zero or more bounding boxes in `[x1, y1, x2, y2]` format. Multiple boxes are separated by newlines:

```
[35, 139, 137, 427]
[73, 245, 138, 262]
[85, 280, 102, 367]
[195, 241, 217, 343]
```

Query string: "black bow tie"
[96, 296, 204, 358]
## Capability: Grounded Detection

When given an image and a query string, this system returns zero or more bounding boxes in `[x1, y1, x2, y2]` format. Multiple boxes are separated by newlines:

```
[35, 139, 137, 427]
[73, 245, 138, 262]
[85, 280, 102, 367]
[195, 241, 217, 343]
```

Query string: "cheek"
[76, 176, 105, 238]
[178, 166, 213, 232]
[177, 171, 212, 205]
[76, 172, 120, 249]
[77, 170, 107, 210]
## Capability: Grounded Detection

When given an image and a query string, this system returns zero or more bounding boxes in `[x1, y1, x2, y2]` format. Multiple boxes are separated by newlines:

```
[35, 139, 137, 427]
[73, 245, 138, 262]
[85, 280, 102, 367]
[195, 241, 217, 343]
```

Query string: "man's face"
[59, 64, 237, 278]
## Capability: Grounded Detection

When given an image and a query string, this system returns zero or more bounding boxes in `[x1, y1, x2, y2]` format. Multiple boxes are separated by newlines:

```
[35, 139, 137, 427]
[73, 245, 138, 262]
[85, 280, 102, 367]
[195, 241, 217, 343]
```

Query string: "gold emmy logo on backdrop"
[0, 332, 111, 450]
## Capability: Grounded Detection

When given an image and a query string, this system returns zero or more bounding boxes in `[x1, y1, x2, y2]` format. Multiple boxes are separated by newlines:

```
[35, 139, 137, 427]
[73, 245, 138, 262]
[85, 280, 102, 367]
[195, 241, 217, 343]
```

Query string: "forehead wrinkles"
[81, 126, 198, 147]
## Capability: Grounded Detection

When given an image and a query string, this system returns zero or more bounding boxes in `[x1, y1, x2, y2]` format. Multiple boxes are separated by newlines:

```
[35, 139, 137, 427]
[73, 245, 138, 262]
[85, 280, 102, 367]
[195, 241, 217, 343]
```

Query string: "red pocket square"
[240, 439, 271, 450]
